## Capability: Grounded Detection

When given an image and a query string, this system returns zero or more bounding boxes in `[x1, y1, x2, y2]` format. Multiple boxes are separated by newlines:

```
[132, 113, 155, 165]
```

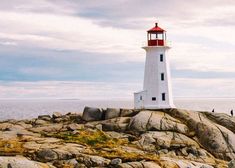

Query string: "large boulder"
[137, 131, 199, 151]
[36, 149, 58, 162]
[204, 112, 235, 133]
[161, 157, 214, 168]
[105, 108, 121, 120]
[82, 107, 104, 122]
[52, 112, 62, 119]
[76, 154, 110, 167]
[104, 108, 139, 120]
[0, 156, 51, 168]
[128, 110, 189, 134]
[166, 108, 235, 160]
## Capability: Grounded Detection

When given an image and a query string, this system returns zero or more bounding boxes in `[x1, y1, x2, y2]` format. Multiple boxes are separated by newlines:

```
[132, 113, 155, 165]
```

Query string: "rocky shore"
[0, 107, 235, 168]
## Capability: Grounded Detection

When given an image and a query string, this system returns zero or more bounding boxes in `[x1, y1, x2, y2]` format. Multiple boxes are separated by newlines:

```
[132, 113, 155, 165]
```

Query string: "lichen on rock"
[0, 107, 233, 168]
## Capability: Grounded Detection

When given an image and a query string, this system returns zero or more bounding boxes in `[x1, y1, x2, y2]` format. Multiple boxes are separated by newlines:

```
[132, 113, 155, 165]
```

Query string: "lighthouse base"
[134, 90, 175, 110]
[143, 104, 175, 109]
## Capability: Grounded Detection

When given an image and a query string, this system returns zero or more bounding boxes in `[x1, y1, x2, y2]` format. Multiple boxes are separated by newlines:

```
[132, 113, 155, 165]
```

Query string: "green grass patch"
[43, 130, 128, 148]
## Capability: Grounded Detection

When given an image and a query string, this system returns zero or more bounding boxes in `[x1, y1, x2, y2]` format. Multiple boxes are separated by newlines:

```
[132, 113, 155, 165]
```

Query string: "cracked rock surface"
[0, 108, 234, 167]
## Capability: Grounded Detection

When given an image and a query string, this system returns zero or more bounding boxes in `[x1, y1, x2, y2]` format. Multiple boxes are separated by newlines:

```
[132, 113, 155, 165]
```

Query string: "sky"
[1, 0, 235, 99]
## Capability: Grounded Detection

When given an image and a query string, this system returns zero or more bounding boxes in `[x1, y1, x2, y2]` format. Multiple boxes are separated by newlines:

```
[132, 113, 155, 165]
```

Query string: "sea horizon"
[0, 97, 235, 121]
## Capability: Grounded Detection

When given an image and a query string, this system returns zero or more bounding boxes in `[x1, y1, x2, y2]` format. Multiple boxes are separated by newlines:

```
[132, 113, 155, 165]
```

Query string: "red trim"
[147, 26, 165, 33]
[148, 40, 164, 46]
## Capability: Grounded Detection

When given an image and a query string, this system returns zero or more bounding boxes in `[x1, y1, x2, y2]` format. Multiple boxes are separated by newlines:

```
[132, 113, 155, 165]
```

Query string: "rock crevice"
[0, 108, 233, 168]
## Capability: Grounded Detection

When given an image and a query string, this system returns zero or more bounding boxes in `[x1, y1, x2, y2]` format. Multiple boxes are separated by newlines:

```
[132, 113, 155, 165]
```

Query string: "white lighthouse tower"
[134, 23, 175, 109]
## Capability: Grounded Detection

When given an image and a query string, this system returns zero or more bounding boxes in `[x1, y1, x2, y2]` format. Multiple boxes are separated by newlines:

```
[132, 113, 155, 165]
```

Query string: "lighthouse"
[134, 23, 175, 109]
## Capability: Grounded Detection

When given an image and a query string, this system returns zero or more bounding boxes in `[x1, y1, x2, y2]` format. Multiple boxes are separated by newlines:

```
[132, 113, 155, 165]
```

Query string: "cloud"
[0, 81, 140, 100]
[0, 41, 17, 46]
[0, 0, 75, 14]
[1, 78, 235, 100]
[173, 78, 235, 98]
[0, 0, 235, 98]
[0, 52, 144, 82]
[18, 67, 63, 76]
[0, 11, 143, 61]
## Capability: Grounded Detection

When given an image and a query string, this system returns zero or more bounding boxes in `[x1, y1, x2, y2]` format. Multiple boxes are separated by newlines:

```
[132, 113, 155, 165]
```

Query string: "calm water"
[0, 98, 234, 120]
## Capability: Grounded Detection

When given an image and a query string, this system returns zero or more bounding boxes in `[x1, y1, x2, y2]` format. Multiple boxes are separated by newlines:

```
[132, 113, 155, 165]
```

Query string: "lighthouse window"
[160, 54, 164, 62]
[140, 96, 142, 100]
[161, 73, 164, 81]
[162, 93, 166, 101]
[152, 97, 156, 101]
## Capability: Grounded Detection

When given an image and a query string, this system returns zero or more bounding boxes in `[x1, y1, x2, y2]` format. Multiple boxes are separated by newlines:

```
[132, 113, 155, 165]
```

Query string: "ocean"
[0, 98, 234, 120]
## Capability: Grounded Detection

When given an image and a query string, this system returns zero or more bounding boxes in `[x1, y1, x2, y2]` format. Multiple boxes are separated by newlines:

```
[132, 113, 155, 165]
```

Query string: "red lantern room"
[147, 23, 166, 46]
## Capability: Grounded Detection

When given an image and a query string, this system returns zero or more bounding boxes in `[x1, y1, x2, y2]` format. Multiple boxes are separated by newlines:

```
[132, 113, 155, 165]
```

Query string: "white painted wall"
[134, 46, 175, 109]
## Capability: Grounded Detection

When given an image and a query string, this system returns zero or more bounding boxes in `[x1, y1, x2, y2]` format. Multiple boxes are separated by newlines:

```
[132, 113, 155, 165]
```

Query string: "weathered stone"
[110, 158, 122, 165]
[161, 157, 214, 168]
[36, 149, 58, 162]
[166, 108, 235, 160]
[62, 115, 71, 122]
[0, 156, 50, 168]
[135, 133, 156, 151]
[53, 158, 79, 168]
[117, 162, 160, 168]
[137, 131, 199, 152]
[29, 124, 63, 133]
[105, 108, 121, 120]
[0, 123, 14, 131]
[143, 162, 161, 168]
[77, 154, 110, 167]
[53, 118, 64, 123]
[67, 123, 84, 131]
[128, 111, 189, 135]
[57, 143, 87, 157]
[15, 121, 32, 129]
[52, 112, 62, 119]
[23, 141, 42, 151]
[228, 160, 235, 168]
[75, 163, 87, 168]
[66, 158, 79, 166]
[158, 149, 169, 155]
[95, 124, 102, 131]
[102, 123, 128, 132]
[181, 147, 189, 156]
[82, 107, 103, 122]
[117, 162, 143, 168]
[5, 125, 26, 132]
[38, 115, 51, 121]
[84, 123, 96, 129]
[34, 119, 48, 126]
[204, 112, 235, 134]
[53, 149, 73, 160]
[120, 109, 139, 117]
[200, 165, 213, 168]
[106, 131, 130, 140]
[0, 108, 232, 168]
[101, 117, 130, 132]
[66, 113, 83, 123]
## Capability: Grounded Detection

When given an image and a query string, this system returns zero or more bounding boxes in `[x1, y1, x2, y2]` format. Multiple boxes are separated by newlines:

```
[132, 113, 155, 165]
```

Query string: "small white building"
[134, 23, 175, 109]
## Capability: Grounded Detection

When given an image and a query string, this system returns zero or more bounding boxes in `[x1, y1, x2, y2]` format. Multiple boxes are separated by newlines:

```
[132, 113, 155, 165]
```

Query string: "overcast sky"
[1, 0, 235, 99]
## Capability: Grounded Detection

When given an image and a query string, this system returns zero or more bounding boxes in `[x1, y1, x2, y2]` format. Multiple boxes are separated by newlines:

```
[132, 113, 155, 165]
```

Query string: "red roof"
[147, 23, 165, 33]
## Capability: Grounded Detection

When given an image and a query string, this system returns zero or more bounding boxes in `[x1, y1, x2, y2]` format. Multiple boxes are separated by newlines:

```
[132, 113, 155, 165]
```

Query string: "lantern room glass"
[148, 32, 165, 40]
[147, 32, 166, 46]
